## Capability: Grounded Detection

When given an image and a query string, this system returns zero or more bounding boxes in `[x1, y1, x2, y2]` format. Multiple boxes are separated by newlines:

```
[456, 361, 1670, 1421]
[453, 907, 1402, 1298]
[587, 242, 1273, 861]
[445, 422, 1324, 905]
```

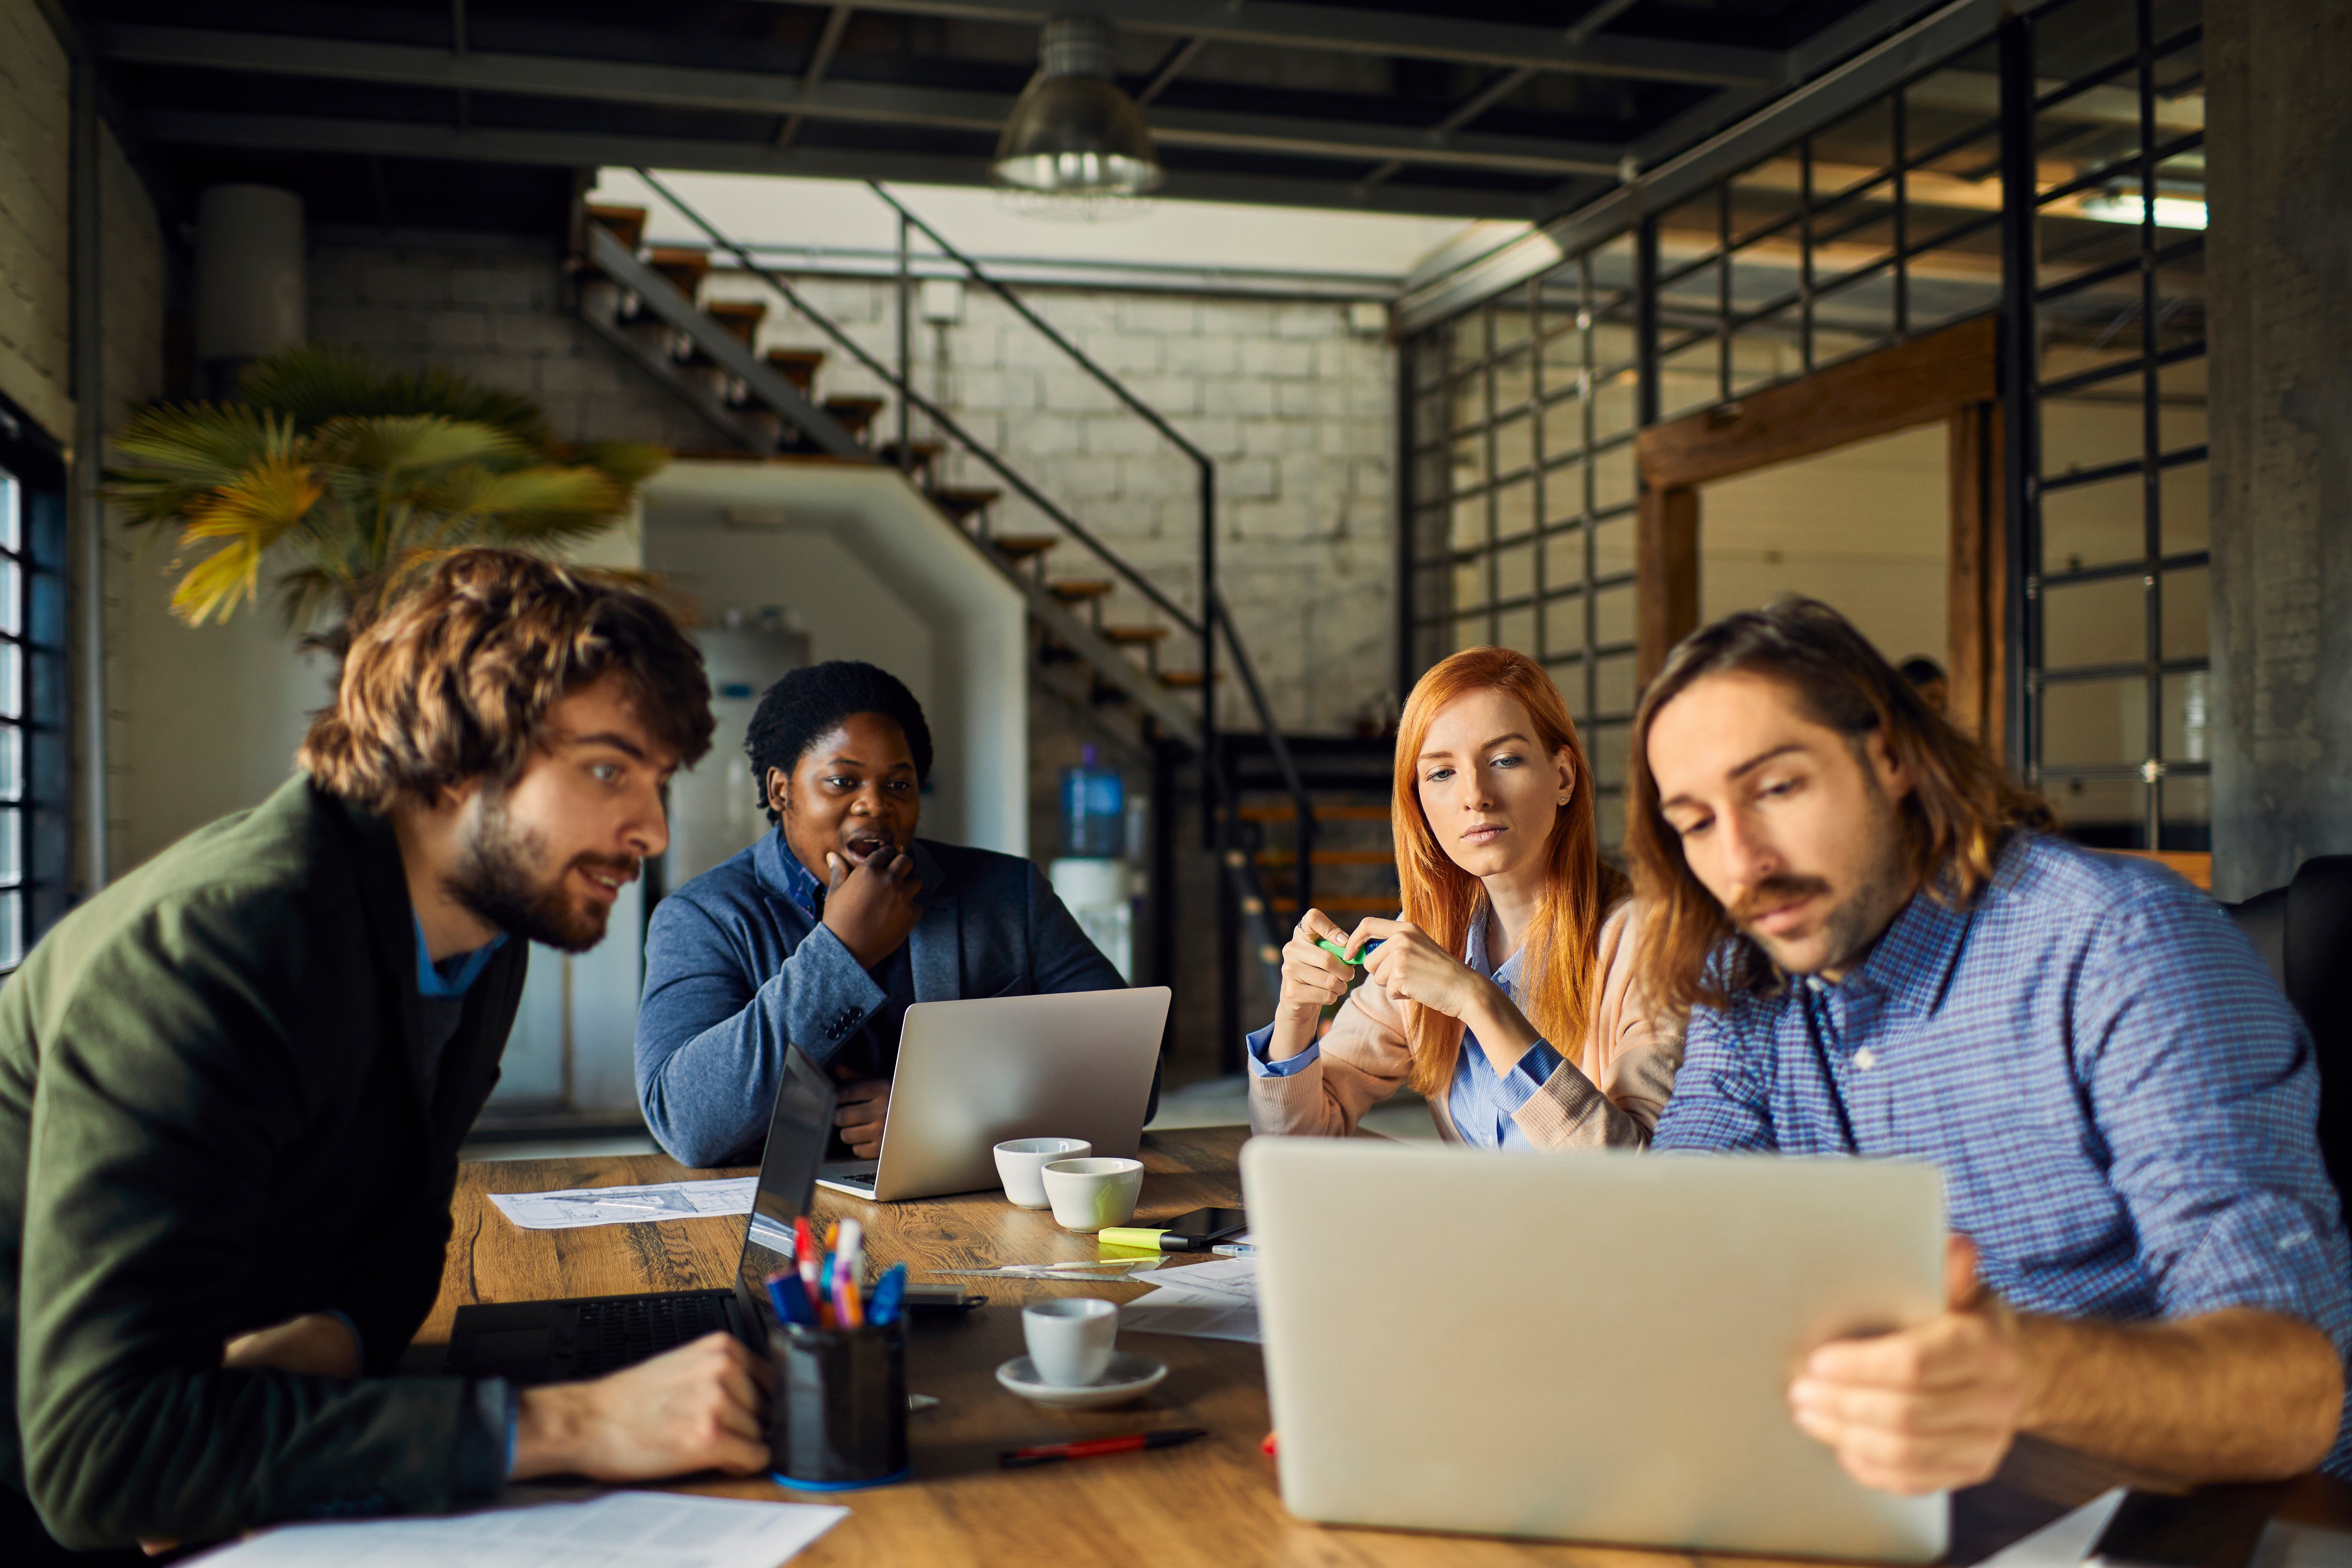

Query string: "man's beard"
[1727, 789, 1913, 978]
[445, 794, 636, 954]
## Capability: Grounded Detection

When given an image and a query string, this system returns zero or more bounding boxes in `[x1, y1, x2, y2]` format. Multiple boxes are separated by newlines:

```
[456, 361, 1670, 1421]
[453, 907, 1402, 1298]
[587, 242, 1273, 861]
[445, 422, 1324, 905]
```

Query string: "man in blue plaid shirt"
[1631, 598, 2349, 1495]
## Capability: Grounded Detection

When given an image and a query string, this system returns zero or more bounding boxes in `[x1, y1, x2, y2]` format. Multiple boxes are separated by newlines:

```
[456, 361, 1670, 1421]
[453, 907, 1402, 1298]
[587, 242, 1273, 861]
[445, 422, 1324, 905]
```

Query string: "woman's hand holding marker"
[1268, 907, 1359, 1058]
[1349, 917, 1495, 1022]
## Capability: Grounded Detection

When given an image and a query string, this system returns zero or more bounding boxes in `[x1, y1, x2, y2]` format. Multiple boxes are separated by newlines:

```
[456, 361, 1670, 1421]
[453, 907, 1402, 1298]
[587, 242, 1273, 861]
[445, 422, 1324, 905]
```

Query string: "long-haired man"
[3, 552, 769, 1560]
[1632, 596, 2348, 1495]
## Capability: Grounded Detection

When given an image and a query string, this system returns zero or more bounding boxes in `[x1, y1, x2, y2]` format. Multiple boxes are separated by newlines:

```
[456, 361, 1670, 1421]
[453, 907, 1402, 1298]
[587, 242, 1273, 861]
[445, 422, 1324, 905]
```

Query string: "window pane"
[1658, 331, 1721, 419]
[0, 891, 18, 971]
[1542, 401, 1587, 473]
[1593, 445, 1638, 514]
[1594, 514, 1636, 579]
[2160, 566, 2207, 661]
[1453, 556, 1488, 612]
[1495, 605, 1537, 657]
[2041, 471, 2145, 574]
[0, 806, 18, 887]
[2160, 772, 2210, 851]
[1542, 594, 1586, 661]
[1544, 531, 1588, 598]
[1811, 271, 1896, 366]
[2161, 670, 2211, 763]
[1493, 413, 1533, 479]
[1543, 456, 1587, 525]
[1595, 652, 1638, 715]
[1594, 583, 1636, 648]
[2042, 575, 2144, 669]
[1451, 611, 1487, 654]
[1588, 723, 1630, 795]
[2157, 353, 2206, 455]
[1451, 492, 1484, 553]
[1592, 368, 1641, 442]
[2042, 677, 2148, 768]
[2042, 386, 2145, 478]
[2049, 775, 2146, 848]
[1493, 349, 1533, 417]
[1451, 431, 1486, 491]
[0, 467, 16, 553]
[0, 725, 19, 803]
[2159, 461, 2207, 557]
[0, 558, 18, 639]
[1496, 477, 1536, 540]
[1496, 540, 1536, 602]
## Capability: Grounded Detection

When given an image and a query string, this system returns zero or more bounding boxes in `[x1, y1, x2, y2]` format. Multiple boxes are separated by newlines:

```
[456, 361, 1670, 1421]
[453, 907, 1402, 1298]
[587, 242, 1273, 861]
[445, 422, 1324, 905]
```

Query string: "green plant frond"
[170, 537, 269, 624]
[438, 464, 623, 524]
[569, 441, 671, 492]
[317, 414, 529, 480]
[176, 453, 326, 547]
[272, 564, 348, 633]
[107, 404, 302, 527]
[239, 344, 557, 450]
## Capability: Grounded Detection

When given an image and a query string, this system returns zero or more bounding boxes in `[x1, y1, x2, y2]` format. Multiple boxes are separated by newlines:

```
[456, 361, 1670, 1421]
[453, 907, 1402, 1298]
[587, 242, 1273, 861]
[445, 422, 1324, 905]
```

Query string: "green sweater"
[0, 775, 527, 1548]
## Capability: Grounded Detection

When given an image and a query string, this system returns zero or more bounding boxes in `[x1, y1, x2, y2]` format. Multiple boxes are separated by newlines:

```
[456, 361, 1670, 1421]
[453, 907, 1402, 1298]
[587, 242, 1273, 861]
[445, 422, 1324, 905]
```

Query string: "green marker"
[1315, 937, 1385, 965]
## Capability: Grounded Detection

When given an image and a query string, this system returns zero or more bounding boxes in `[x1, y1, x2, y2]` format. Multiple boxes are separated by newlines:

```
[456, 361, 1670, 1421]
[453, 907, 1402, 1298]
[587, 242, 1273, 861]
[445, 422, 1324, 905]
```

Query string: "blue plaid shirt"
[1654, 832, 2352, 1474]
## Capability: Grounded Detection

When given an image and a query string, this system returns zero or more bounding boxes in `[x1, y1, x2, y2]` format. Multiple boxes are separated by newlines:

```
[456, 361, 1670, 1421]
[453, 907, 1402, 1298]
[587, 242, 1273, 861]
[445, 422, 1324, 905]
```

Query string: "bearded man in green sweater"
[1, 551, 770, 1561]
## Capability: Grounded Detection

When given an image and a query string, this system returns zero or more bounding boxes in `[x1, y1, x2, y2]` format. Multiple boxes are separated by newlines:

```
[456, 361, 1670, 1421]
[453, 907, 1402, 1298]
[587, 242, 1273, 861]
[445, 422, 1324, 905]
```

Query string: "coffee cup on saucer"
[1040, 1156, 1143, 1233]
[993, 1137, 1091, 1209]
[1021, 1298, 1118, 1388]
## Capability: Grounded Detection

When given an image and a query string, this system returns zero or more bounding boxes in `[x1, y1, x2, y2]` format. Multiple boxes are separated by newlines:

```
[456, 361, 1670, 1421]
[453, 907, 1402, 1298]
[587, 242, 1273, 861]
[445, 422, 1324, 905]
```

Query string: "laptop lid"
[1241, 1138, 1948, 1563]
[861, 987, 1171, 1202]
[731, 1046, 839, 1333]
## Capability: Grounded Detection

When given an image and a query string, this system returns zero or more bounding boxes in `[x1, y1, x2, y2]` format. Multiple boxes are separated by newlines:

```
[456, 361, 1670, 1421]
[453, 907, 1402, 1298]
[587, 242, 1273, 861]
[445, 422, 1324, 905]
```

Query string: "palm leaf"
[240, 345, 554, 449]
[319, 414, 528, 480]
[570, 441, 670, 492]
[167, 453, 327, 623]
[107, 406, 301, 529]
[430, 464, 624, 526]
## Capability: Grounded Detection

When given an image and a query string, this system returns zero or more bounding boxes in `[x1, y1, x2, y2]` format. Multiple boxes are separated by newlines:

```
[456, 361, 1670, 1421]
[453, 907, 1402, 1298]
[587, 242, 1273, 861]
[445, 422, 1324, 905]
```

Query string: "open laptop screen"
[734, 1046, 838, 1330]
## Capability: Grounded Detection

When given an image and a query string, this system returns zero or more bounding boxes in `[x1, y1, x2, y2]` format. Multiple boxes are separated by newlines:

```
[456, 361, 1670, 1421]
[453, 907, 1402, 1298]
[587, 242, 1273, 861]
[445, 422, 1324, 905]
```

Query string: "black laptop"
[444, 1047, 837, 1384]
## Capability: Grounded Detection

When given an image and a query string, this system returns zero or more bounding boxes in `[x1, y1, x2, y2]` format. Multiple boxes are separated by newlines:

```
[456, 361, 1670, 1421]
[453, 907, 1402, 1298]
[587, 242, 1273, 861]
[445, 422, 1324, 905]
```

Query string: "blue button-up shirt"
[1655, 832, 2352, 1473]
[1247, 913, 1565, 1149]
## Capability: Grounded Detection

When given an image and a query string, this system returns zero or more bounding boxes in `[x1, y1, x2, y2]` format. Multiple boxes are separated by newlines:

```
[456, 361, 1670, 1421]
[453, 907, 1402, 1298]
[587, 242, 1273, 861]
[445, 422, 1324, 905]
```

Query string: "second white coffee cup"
[1039, 1156, 1143, 1232]
[993, 1137, 1091, 1209]
[1023, 1297, 1118, 1387]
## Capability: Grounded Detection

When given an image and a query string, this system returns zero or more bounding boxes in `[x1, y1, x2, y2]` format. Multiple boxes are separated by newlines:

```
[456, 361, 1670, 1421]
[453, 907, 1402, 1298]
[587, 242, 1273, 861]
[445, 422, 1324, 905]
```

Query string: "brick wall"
[0, 0, 73, 439]
[714, 272, 1399, 735]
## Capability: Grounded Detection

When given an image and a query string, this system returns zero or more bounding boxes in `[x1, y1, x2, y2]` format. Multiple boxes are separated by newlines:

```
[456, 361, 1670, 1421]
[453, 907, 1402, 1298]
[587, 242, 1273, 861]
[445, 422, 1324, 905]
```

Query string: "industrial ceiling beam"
[811, 0, 1783, 88]
[141, 110, 1534, 219]
[107, 24, 1624, 176]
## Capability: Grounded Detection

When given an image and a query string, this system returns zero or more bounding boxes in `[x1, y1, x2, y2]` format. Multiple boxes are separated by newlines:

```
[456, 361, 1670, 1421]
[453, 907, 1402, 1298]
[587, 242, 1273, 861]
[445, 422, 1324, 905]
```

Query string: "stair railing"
[628, 170, 1323, 1059]
[858, 181, 1319, 917]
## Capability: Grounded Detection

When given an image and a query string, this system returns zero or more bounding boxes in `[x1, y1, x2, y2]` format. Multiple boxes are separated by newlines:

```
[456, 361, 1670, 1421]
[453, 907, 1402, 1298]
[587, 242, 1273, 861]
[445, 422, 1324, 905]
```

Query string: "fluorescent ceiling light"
[991, 16, 1162, 200]
[2078, 190, 2208, 230]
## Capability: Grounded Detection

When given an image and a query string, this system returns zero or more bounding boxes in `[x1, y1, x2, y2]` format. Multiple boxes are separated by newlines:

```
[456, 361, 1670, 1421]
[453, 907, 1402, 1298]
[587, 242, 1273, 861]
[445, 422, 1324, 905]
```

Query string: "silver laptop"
[815, 987, 1171, 1203]
[1242, 1138, 1948, 1563]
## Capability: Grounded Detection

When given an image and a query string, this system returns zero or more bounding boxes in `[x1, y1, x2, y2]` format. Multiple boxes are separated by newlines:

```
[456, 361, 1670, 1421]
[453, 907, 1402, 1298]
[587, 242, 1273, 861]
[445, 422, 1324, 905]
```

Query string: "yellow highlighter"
[1097, 1227, 1171, 1252]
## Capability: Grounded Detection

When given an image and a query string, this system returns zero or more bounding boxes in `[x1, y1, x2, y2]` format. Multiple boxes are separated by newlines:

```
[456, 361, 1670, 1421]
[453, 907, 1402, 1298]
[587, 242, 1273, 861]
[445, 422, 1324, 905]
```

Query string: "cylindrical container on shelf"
[1060, 744, 1127, 858]
[769, 1321, 910, 1491]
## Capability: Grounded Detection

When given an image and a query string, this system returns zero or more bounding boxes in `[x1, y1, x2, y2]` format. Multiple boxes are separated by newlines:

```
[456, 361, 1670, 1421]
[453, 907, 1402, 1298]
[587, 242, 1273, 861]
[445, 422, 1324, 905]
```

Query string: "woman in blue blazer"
[635, 661, 1140, 1168]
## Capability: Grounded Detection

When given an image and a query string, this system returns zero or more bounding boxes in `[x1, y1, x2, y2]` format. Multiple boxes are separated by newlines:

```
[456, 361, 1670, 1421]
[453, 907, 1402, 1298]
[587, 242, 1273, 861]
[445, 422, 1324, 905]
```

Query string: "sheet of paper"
[488, 1179, 756, 1232]
[187, 1491, 847, 1568]
[1118, 1254, 1261, 1342]
[2264, 1519, 2352, 1568]
[1978, 1488, 2127, 1568]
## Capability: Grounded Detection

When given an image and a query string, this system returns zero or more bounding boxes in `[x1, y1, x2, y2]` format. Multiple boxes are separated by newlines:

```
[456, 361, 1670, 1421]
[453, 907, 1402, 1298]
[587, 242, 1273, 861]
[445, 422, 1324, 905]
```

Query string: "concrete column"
[2206, 0, 2352, 900]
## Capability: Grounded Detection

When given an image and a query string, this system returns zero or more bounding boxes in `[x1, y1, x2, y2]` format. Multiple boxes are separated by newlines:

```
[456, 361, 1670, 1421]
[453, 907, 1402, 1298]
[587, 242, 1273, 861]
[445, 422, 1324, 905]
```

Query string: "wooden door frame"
[1632, 315, 2008, 757]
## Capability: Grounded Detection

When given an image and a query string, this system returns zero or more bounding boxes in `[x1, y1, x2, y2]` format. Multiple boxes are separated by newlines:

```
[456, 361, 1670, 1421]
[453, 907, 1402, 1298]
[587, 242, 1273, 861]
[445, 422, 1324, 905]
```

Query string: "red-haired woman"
[1248, 647, 1678, 1148]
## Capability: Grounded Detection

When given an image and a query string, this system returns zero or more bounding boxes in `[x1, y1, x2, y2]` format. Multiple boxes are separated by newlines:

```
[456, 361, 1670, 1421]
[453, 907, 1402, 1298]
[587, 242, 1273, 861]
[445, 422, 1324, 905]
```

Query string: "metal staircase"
[571, 173, 1366, 1064]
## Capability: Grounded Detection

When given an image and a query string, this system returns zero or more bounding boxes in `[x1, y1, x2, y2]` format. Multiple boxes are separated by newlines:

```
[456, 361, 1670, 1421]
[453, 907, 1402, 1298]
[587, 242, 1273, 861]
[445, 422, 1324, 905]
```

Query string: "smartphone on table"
[1158, 1206, 1248, 1252]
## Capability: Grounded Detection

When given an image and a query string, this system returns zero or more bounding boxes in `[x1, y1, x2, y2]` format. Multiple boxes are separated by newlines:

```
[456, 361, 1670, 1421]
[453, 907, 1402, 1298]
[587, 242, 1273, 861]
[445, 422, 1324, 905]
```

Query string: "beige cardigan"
[1247, 901, 1681, 1149]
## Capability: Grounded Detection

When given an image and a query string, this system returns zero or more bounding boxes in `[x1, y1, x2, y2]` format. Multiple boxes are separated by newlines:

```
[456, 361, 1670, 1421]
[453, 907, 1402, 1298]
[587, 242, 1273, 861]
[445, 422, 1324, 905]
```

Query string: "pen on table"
[868, 1262, 908, 1326]
[1000, 1429, 1210, 1469]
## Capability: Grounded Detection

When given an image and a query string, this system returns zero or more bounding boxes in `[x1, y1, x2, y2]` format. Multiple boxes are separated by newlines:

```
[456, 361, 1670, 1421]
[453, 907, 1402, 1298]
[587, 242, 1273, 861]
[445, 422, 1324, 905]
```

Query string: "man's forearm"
[2018, 1306, 2343, 1482]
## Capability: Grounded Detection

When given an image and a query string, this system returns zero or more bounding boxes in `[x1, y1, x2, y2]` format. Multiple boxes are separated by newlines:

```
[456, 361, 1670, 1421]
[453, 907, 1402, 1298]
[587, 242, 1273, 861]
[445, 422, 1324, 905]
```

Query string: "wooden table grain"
[421, 1127, 2352, 1567]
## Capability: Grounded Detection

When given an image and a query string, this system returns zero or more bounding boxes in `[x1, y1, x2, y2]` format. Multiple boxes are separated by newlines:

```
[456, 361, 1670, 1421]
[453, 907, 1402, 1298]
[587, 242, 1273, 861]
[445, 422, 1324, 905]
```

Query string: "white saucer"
[995, 1351, 1168, 1409]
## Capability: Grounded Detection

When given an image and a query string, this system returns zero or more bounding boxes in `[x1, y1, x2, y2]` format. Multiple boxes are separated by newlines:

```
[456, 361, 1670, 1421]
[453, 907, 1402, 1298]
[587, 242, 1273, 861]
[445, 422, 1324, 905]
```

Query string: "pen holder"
[769, 1321, 911, 1491]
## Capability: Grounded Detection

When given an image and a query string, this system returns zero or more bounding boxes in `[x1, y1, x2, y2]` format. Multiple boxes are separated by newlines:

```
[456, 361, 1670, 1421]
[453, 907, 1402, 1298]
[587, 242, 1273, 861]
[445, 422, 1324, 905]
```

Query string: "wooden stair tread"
[877, 439, 943, 464]
[823, 395, 887, 414]
[585, 204, 647, 252]
[704, 300, 767, 341]
[929, 487, 1002, 521]
[990, 533, 1060, 559]
[646, 246, 711, 296]
[764, 348, 826, 390]
[1101, 625, 1171, 643]
[1046, 579, 1114, 601]
[1157, 670, 1223, 687]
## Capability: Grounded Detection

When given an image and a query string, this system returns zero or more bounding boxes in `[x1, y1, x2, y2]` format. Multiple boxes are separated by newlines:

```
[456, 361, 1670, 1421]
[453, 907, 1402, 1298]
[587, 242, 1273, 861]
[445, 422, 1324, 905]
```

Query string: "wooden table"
[419, 1127, 2352, 1567]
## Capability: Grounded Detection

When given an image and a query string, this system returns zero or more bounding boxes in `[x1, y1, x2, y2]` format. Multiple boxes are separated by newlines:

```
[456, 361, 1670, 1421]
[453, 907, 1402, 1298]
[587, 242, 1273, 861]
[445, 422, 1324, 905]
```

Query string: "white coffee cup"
[1023, 1297, 1118, 1387]
[993, 1137, 1092, 1209]
[1039, 1156, 1143, 1233]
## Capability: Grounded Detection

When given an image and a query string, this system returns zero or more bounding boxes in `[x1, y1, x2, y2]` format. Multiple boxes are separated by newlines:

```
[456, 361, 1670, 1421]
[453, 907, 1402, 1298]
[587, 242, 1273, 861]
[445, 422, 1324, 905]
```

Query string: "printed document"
[488, 1179, 756, 1232]
[186, 1491, 846, 1568]
[1120, 1255, 1260, 1344]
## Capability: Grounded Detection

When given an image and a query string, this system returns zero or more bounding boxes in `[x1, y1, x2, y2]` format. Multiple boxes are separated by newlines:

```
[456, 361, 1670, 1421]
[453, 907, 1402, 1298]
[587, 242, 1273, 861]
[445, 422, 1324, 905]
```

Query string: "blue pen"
[869, 1262, 909, 1326]
[767, 1272, 812, 1327]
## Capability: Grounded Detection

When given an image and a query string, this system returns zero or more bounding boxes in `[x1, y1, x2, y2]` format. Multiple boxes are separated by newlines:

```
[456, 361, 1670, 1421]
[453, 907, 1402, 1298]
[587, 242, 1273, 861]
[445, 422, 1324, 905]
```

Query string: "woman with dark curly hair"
[635, 661, 1138, 1168]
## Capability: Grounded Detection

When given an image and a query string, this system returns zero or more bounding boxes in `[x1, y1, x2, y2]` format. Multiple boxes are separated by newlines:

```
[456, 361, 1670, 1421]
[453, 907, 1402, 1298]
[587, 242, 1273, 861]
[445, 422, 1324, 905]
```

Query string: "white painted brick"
[1196, 300, 1273, 338]
[422, 308, 492, 351]
[1005, 411, 1081, 456]
[1164, 334, 1240, 376]
[1176, 412, 1242, 458]
[1079, 414, 1164, 456]
[1123, 373, 1201, 416]
[491, 310, 578, 354]
[1218, 378, 1276, 418]
[1115, 296, 1198, 335]
[1057, 455, 1121, 500]
[1042, 374, 1120, 414]
[1076, 328, 1164, 376]
[1240, 338, 1314, 378]
[1223, 456, 1278, 501]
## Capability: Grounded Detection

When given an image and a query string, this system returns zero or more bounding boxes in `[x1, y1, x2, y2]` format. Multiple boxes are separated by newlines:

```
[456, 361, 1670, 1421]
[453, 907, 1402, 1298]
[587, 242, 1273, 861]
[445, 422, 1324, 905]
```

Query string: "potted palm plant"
[109, 344, 667, 651]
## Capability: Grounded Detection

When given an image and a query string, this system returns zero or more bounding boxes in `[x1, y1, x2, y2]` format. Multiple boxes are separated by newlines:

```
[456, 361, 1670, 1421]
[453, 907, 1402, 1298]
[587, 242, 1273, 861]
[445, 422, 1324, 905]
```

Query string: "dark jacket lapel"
[907, 839, 961, 1002]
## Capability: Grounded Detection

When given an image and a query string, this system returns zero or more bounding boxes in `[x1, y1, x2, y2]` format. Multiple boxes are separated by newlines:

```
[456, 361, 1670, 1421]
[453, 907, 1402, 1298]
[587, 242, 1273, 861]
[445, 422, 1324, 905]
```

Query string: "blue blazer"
[636, 830, 1142, 1167]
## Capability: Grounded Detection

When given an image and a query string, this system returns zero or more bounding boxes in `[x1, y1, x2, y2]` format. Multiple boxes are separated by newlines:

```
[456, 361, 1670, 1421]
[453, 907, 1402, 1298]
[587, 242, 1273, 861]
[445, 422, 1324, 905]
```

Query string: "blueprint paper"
[488, 1178, 757, 1231]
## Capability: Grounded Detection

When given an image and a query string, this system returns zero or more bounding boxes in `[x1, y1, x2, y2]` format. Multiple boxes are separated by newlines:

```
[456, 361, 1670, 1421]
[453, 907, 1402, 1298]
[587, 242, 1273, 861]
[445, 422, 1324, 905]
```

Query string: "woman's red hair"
[1389, 647, 1627, 1098]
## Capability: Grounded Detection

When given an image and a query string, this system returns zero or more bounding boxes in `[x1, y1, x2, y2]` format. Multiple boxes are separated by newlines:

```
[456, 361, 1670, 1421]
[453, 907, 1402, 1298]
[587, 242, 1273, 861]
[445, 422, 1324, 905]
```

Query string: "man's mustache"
[1728, 874, 1832, 924]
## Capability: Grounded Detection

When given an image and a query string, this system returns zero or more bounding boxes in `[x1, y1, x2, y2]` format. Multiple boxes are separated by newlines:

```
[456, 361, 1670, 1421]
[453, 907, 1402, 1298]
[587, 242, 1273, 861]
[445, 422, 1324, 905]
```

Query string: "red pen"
[1000, 1429, 1209, 1469]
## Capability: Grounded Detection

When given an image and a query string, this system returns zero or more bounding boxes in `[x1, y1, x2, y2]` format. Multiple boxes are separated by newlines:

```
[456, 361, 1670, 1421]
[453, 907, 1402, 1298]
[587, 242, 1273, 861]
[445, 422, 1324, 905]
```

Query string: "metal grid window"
[2018, 0, 2208, 850]
[0, 464, 27, 967]
[1401, 0, 2206, 854]
[1404, 239, 1643, 843]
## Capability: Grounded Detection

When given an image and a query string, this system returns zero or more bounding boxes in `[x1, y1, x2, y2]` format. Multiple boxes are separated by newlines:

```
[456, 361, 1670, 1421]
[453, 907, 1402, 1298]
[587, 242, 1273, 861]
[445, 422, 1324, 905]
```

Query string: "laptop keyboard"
[567, 1293, 730, 1378]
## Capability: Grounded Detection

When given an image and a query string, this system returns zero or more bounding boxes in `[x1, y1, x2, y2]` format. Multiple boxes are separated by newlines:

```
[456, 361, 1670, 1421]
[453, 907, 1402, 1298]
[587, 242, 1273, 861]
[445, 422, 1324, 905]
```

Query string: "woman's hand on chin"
[1353, 918, 1494, 1021]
